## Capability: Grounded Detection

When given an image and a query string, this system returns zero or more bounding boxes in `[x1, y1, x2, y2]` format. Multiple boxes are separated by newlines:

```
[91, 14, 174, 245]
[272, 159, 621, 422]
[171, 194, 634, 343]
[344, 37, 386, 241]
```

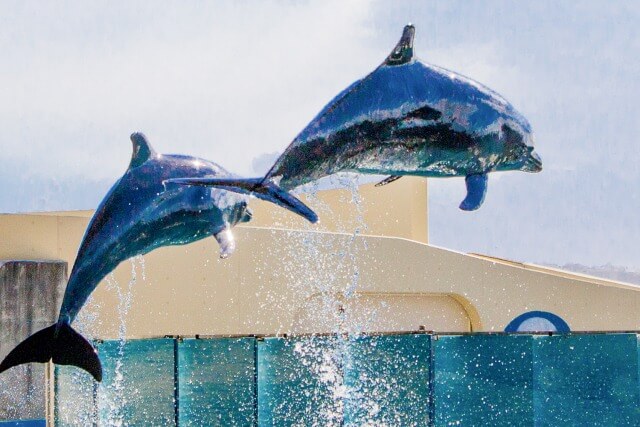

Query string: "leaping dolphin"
[174, 24, 541, 211]
[0, 133, 316, 382]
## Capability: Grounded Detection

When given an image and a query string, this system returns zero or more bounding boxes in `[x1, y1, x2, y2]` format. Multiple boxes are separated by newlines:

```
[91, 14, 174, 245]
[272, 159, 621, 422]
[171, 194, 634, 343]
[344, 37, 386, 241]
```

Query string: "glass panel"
[52, 333, 640, 425]
[343, 334, 431, 426]
[54, 365, 96, 426]
[0, 420, 47, 427]
[257, 336, 343, 426]
[533, 333, 640, 425]
[0, 422, 46, 427]
[434, 334, 533, 426]
[257, 334, 431, 426]
[0, 364, 45, 422]
[96, 338, 175, 426]
[177, 337, 256, 426]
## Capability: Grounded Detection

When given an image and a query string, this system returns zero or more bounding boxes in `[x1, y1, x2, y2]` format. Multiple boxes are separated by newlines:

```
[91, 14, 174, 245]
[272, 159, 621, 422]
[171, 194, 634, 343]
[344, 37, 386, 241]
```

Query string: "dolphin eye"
[501, 124, 523, 145]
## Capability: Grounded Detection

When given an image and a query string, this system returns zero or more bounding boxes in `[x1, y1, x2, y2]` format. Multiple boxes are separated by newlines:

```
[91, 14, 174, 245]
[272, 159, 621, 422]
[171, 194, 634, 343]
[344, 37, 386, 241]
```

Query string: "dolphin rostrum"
[174, 24, 541, 211]
[0, 133, 316, 381]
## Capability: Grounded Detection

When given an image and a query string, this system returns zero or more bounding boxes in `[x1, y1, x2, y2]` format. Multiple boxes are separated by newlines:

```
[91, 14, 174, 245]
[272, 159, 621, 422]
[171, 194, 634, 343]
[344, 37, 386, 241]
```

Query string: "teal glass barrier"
[533, 333, 640, 425]
[258, 334, 431, 426]
[258, 336, 341, 426]
[0, 422, 46, 427]
[434, 334, 534, 426]
[51, 333, 640, 425]
[177, 337, 256, 426]
[343, 334, 431, 426]
[97, 338, 175, 426]
[0, 364, 45, 422]
[54, 365, 95, 426]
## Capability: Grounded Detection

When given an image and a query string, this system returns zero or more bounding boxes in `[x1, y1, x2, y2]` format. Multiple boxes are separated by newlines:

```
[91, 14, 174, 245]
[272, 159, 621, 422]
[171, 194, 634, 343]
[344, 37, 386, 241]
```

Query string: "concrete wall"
[0, 261, 66, 421]
[1, 209, 640, 340]
[247, 177, 428, 244]
[4, 176, 640, 426]
[27, 177, 429, 245]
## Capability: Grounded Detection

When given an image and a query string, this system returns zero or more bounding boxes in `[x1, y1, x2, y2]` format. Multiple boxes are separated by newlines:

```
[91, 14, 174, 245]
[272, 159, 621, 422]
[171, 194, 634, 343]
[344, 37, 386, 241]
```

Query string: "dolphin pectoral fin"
[459, 173, 488, 211]
[0, 323, 102, 382]
[375, 175, 403, 187]
[214, 228, 236, 259]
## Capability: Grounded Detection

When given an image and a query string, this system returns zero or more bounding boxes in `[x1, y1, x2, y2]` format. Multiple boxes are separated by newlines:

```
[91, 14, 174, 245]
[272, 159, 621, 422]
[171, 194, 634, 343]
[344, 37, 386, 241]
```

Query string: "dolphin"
[173, 24, 541, 211]
[0, 133, 316, 382]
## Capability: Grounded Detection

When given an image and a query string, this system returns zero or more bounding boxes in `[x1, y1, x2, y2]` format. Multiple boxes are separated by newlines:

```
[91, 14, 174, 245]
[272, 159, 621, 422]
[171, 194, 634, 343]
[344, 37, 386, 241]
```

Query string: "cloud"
[0, 164, 111, 213]
[251, 151, 280, 176]
[1, 0, 639, 272]
[429, 165, 640, 268]
[367, 0, 640, 269]
[0, 0, 379, 181]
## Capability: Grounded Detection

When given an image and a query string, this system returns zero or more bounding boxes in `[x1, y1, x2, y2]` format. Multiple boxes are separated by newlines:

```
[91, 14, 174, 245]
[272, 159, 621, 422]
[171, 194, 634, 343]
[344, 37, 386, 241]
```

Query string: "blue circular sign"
[505, 311, 570, 333]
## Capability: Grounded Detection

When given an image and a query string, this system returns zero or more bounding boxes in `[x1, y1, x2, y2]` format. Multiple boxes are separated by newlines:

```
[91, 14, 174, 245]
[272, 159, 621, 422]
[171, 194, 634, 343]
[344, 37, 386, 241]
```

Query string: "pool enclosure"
[4, 196, 640, 426]
[53, 332, 640, 426]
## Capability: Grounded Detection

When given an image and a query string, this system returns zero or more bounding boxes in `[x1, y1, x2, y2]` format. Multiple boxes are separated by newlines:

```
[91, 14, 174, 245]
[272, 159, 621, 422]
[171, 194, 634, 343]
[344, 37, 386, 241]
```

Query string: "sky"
[0, 1, 638, 271]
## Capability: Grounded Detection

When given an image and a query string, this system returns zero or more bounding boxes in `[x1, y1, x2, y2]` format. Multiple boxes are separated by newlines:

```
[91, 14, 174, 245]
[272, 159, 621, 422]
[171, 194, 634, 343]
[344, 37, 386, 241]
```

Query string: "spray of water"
[99, 256, 145, 426]
[258, 175, 388, 424]
[54, 291, 102, 425]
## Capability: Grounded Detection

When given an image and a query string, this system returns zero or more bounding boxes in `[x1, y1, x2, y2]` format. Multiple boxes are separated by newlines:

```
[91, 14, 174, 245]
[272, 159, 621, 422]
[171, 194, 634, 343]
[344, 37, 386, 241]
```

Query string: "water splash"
[53, 292, 103, 425]
[256, 176, 387, 423]
[100, 256, 145, 426]
[292, 336, 346, 426]
[135, 255, 146, 282]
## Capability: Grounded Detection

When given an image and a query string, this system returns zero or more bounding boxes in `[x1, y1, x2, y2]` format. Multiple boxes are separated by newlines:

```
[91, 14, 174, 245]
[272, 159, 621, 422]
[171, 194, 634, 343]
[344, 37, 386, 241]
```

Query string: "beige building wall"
[1, 176, 639, 339]
[247, 177, 428, 244]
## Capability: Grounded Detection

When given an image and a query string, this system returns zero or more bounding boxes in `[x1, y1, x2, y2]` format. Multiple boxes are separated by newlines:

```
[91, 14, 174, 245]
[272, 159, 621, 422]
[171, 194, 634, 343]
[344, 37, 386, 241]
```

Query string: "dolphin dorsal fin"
[129, 132, 157, 169]
[385, 24, 415, 66]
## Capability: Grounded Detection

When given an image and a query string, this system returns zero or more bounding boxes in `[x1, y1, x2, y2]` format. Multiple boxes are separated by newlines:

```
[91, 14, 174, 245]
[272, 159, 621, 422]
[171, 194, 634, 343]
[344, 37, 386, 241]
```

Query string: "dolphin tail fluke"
[167, 177, 319, 223]
[0, 323, 102, 382]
